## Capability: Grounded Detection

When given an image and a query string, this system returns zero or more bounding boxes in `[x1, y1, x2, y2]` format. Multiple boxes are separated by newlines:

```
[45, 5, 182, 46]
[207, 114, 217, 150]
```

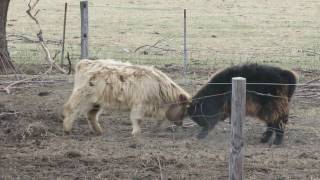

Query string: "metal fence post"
[60, 2, 68, 65]
[80, 1, 88, 59]
[229, 77, 246, 180]
[183, 9, 188, 77]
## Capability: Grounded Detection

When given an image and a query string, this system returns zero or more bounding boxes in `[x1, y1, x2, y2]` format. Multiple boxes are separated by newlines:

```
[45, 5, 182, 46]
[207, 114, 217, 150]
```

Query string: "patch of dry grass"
[6, 0, 320, 70]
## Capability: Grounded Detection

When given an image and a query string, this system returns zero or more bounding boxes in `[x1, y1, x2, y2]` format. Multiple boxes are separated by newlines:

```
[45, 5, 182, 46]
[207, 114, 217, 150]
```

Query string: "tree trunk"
[0, 0, 16, 74]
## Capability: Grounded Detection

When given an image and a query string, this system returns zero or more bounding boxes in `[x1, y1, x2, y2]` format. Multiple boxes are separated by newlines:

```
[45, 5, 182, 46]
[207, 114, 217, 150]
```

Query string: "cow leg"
[196, 127, 209, 139]
[273, 121, 286, 145]
[260, 123, 274, 143]
[152, 118, 165, 133]
[130, 105, 144, 136]
[63, 106, 79, 134]
[197, 113, 225, 139]
[86, 104, 103, 135]
[152, 109, 167, 133]
[63, 90, 86, 134]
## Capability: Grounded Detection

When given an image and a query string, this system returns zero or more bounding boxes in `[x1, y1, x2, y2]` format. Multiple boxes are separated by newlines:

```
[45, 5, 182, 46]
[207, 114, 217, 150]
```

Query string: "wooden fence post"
[229, 77, 246, 180]
[80, 1, 88, 59]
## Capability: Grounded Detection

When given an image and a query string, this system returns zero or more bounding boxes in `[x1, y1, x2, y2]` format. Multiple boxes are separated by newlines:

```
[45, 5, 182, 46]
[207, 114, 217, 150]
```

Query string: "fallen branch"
[296, 94, 319, 98]
[168, 122, 197, 129]
[299, 101, 320, 105]
[156, 154, 164, 180]
[0, 85, 49, 92]
[306, 77, 320, 84]
[0, 80, 67, 85]
[0, 112, 19, 117]
[1, 76, 70, 94]
[4, 76, 39, 94]
[303, 50, 320, 56]
[182, 122, 197, 128]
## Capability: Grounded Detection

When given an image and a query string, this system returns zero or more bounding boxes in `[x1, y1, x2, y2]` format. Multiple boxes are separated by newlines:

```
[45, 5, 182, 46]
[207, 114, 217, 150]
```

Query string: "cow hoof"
[196, 129, 209, 139]
[95, 132, 102, 136]
[260, 136, 270, 143]
[151, 127, 161, 133]
[132, 129, 141, 137]
[273, 138, 283, 145]
[129, 143, 138, 149]
[95, 130, 103, 136]
[260, 131, 273, 143]
[129, 143, 142, 149]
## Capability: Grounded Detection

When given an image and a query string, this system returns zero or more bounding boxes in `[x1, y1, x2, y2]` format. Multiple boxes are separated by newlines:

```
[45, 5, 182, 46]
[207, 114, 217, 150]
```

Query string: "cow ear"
[166, 104, 185, 126]
[178, 94, 189, 105]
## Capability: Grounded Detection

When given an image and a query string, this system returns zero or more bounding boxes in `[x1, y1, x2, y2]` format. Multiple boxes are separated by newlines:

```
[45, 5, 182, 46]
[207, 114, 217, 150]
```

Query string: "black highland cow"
[188, 64, 298, 145]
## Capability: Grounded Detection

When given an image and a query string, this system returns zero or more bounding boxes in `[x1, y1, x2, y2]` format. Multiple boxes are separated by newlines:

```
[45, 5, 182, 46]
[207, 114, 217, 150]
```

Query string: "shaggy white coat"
[63, 59, 190, 136]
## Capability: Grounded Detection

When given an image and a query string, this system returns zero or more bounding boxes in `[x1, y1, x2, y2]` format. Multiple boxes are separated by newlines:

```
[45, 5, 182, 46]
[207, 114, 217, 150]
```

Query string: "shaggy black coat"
[188, 63, 297, 145]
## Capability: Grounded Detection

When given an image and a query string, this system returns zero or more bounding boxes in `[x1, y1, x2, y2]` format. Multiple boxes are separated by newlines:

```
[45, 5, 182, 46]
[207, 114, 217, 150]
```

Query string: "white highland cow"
[63, 59, 191, 136]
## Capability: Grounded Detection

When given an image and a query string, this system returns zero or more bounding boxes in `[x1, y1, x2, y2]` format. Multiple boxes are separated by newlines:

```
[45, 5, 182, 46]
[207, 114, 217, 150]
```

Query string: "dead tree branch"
[26, 0, 40, 25]
[52, 50, 61, 60]
[66, 52, 72, 74]
[25, 0, 67, 74]
[134, 39, 164, 52]
[134, 38, 176, 54]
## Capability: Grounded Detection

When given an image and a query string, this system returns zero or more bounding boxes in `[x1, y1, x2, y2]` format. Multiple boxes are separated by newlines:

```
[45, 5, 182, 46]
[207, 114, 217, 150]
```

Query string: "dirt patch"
[1, 68, 320, 179]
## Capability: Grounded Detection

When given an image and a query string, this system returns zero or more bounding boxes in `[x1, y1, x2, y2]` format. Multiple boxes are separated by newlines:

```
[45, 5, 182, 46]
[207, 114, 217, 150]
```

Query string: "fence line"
[246, 91, 289, 99]
[191, 82, 320, 86]
[1, 76, 318, 105]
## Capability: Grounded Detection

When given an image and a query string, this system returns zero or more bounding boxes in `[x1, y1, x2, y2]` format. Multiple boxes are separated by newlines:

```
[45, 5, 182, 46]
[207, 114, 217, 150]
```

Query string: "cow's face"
[188, 96, 228, 139]
[187, 99, 210, 128]
[166, 94, 190, 126]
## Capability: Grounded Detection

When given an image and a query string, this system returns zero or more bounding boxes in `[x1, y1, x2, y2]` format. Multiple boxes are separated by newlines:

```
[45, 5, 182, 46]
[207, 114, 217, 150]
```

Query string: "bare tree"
[0, 0, 16, 74]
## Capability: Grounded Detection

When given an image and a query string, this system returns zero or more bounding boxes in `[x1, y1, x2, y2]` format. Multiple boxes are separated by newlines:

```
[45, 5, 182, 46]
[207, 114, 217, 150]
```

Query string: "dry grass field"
[1, 0, 320, 179]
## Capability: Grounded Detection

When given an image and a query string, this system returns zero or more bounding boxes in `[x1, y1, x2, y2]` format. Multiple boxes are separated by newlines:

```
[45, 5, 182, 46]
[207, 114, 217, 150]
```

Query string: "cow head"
[187, 96, 227, 139]
[187, 98, 210, 128]
[166, 94, 190, 126]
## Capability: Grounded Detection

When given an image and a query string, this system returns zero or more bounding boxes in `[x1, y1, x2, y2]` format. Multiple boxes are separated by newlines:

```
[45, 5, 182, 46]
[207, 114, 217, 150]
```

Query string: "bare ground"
[0, 67, 320, 180]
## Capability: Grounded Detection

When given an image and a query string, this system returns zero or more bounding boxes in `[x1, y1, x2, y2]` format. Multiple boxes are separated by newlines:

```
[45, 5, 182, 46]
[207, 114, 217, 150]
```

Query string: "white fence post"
[80, 1, 88, 59]
[229, 77, 246, 180]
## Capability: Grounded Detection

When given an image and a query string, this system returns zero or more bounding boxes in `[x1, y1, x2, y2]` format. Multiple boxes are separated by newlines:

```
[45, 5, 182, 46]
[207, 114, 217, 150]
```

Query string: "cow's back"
[197, 64, 297, 99]
[73, 60, 190, 110]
